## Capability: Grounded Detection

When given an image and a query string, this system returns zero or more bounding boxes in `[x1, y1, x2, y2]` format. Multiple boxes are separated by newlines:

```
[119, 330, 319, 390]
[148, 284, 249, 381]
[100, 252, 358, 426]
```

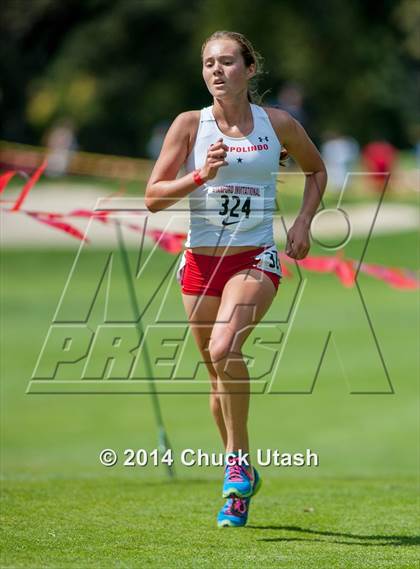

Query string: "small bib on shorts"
[253, 244, 282, 277]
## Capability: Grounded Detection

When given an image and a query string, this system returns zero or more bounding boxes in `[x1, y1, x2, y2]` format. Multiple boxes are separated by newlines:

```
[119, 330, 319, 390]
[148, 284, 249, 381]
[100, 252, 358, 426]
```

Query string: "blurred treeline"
[1, 0, 419, 156]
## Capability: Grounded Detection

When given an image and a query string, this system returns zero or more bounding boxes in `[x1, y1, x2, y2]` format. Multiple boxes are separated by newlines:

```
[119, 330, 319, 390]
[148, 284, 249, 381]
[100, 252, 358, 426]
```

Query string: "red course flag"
[1, 163, 418, 290]
[11, 160, 48, 212]
[26, 212, 88, 242]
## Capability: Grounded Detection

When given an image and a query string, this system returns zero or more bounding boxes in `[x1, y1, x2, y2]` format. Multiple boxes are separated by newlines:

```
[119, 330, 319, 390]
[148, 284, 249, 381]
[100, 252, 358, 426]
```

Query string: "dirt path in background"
[1, 185, 418, 249]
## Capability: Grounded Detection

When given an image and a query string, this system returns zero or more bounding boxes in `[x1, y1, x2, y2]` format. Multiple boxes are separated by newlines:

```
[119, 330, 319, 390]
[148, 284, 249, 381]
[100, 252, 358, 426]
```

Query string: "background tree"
[1, 0, 418, 155]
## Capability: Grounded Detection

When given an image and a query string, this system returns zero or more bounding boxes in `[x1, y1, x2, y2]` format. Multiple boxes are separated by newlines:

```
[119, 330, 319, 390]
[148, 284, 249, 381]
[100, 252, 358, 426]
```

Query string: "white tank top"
[184, 103, 281, 247]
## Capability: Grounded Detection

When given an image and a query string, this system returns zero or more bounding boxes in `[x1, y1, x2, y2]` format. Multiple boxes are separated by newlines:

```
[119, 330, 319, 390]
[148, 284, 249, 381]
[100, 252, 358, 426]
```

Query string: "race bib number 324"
[205, 184, 266, 232]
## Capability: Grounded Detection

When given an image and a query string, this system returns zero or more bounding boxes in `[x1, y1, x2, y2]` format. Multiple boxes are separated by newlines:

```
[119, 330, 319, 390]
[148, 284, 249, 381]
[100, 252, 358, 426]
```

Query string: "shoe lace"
[226, 462, 243, 482]
[225, 497, 248, 516]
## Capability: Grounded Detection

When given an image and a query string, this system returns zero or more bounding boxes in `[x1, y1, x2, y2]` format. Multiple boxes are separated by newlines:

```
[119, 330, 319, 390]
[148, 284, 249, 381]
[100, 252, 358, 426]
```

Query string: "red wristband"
[193, 170, 205, 186]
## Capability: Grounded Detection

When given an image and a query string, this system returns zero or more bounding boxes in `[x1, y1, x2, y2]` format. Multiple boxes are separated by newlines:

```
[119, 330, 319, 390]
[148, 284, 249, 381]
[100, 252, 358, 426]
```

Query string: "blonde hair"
[201, 31, 264, 104]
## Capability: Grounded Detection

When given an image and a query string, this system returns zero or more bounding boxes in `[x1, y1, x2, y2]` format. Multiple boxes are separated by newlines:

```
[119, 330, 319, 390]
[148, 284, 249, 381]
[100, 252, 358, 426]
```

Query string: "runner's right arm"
[145, 112, 228, 212]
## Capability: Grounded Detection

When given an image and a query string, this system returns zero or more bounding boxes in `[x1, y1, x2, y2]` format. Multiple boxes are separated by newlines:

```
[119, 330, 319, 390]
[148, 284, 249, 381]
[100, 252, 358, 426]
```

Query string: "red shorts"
[177, 245, 282, 297]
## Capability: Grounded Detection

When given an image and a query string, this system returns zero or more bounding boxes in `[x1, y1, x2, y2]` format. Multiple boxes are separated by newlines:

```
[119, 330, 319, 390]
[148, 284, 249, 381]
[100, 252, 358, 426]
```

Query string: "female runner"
[145, 31, 327, 527]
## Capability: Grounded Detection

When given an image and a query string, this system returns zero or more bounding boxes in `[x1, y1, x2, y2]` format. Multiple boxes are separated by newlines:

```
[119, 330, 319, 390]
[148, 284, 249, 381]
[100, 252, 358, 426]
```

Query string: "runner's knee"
[209, 338, 230, 365]
[209, 338, 242, 371]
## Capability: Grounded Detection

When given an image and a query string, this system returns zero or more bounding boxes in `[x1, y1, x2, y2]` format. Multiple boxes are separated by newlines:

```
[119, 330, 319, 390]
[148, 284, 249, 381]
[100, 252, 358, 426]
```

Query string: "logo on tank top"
[227, 135, 270, 155]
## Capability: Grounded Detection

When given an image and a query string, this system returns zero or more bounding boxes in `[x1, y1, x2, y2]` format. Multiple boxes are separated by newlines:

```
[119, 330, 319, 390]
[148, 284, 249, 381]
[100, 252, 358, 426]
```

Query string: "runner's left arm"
[267, 109, 328, 259]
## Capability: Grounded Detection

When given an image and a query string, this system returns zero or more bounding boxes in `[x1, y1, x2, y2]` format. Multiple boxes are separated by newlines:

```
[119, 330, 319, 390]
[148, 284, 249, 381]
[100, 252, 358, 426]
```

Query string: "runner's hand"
[285, 218, 311, 259]
[200, 138, 229, 181]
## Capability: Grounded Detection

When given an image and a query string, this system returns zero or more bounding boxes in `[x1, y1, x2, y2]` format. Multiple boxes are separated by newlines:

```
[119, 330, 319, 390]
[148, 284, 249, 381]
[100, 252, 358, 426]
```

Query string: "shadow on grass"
[247, 525, 420, 547]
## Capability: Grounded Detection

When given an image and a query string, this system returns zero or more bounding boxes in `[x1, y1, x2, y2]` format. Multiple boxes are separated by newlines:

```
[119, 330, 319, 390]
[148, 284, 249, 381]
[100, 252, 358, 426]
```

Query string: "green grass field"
[1, 230, 419, 568]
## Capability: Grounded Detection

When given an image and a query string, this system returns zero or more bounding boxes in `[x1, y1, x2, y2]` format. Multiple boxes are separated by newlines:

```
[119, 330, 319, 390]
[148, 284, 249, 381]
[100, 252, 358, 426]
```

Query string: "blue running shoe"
[217, 467, 262, 528]
[252, 466, 262, 497]
[222, 455, 253, 498]
[217, 496, 250, 528]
